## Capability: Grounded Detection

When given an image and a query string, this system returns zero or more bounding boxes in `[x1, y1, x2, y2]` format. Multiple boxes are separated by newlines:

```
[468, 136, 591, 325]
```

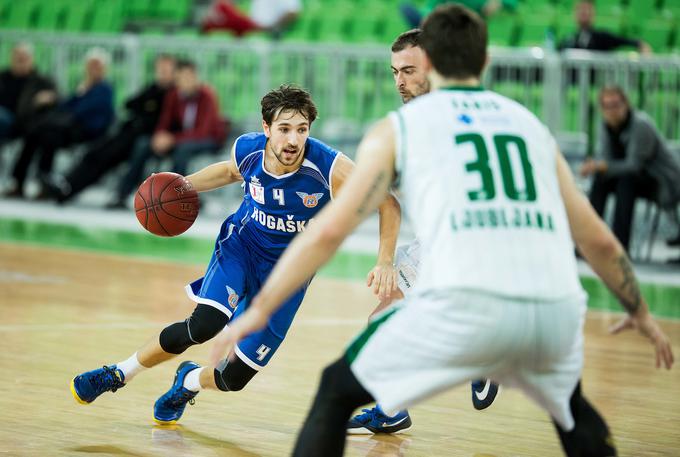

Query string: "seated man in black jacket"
[0, 42, 57, 143]
[559, 0, 651, 53]
[45, 54, 176, 203]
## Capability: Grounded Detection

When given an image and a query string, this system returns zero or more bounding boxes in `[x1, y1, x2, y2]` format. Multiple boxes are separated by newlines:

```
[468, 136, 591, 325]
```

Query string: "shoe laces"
[91, 366, 125, 393]
[167, 388, 196, 408]
[355, 408, 382, 423]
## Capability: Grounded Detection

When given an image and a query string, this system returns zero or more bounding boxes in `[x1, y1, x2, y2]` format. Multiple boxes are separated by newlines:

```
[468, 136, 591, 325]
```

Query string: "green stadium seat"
[62, 0, 93, 32]
[639, 18, 674, 52]
[0, 0, 11, 24]
[4, 0, 39, 30]
[34, 1, 66, 31]
[317, 11, 351, 43]
[154, 0, 190, 22]
[348, 16, 381, 43]
[596, 14, 625, 35]
[126, 0, 152, 19]
[283, 13, 318, 41]
[519, 16, 554, 47]
[625, 0, 658, 21]
[488, 13, 519, 46]
[88, 1, 124, 33]
[380, 15, 410, 44]
[595, 0, 625, 17]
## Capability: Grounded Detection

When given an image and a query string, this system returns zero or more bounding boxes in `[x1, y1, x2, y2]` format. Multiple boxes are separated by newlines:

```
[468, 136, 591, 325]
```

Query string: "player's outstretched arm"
[331, 154, 402, 304]
[186, 160, 243, 192]
[556, 150, 674, 369]
[215, 118, 398, 355]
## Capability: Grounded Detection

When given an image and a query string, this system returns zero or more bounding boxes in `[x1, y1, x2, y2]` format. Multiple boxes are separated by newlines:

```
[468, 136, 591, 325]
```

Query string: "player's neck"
[429, 73, 482, 91]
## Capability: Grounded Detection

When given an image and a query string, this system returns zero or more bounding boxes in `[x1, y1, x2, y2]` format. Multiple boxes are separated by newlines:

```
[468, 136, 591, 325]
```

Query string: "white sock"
[183, 367, 205, 392]
[116, 352, 146, 383]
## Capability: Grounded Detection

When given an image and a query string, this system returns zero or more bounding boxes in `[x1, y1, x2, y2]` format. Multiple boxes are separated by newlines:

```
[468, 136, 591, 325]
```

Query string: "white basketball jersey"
[390, 87, 584, 301]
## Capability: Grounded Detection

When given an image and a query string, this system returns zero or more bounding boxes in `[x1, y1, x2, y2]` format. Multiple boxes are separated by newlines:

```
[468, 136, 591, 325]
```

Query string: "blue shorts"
[186, 217, 309, 371]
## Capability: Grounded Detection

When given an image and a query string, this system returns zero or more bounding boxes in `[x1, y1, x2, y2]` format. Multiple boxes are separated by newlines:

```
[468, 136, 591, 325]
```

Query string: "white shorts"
[348, 289, 586, 430]
[394, 240, 421, 293]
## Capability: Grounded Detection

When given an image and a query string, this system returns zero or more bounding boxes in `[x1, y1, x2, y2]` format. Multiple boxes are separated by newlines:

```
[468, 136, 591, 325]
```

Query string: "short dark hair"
[261, 84, 318, 126]
[176, 58, 196, 72]
[420, 4, 487, 79]
[391, 29, 422, 53]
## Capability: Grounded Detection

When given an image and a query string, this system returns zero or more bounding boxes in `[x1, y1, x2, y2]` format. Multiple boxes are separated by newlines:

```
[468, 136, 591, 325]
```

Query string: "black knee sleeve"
[554, 382, 617, 457]
[213, 355, 258, 391]
[159, 304, 228, 354]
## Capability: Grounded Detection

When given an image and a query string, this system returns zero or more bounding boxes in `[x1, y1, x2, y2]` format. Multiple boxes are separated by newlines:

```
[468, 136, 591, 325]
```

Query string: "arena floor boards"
[1, 243, 679, 457]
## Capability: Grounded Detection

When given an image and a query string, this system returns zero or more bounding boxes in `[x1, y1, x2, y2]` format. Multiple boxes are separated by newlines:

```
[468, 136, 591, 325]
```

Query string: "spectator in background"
[401, 0, 517, 28]
[0, 42, 57, 142]
[4, 47, 114, 198]
[559, 0, 651, 53]
[108, 59, 227, 209]
[580, 86, 680, 253]
[44, 55, 176, 204]
[201, 0, 301, 38]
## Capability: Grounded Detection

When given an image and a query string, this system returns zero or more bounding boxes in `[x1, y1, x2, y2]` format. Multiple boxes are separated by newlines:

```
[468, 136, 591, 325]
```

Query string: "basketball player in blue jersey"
[344, 29, 500, 435]
[70, 85, 402, 425]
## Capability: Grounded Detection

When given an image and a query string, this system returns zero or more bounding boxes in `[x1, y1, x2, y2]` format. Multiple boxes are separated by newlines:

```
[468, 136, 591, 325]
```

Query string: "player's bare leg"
[153, 353, 257, 424]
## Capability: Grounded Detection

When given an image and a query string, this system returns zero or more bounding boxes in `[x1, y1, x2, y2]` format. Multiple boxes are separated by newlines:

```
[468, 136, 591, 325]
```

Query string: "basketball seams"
[135, 190, 149, 230]
[149, 175, 171, 237]
[158, 174, 184, 201]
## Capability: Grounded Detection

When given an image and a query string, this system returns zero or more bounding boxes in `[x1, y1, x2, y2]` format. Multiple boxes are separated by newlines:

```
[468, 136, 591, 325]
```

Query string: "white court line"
[0, 318, 367, 333]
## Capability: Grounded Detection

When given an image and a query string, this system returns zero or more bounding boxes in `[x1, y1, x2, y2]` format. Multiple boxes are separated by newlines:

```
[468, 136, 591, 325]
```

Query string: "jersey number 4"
[456, 133, 537, 202]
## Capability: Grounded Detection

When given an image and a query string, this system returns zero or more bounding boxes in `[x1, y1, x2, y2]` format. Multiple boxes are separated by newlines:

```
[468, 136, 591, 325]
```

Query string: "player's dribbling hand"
[367, 263, 398, 303]
[209, 307, 269, 366]
[610, 311, 674, 369]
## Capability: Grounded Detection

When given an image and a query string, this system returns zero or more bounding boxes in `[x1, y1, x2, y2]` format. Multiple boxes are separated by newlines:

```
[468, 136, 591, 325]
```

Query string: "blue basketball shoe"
[71, 365, 125, 404]
[471, 379, 499, 410]
[347, 405, 412, 434]
[153, 361, 200, 425]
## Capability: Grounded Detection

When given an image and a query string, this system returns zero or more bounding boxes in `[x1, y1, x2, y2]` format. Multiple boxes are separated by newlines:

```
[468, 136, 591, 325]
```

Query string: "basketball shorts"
[186, 217, 309, 371]
[347, 289, 587, 431]
[394, 239, 421, 294]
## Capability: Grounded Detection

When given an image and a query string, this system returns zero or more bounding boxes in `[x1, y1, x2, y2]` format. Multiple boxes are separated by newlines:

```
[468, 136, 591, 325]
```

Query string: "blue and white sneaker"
[347, 405, 412, 434]
[471, 379, 499, 410]
[71, 365, 125, 404]
[153, 361, 200, 425]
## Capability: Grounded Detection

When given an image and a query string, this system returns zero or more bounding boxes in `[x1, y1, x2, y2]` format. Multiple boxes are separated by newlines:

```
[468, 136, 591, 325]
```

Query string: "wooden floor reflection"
[1, 243, 679, 456]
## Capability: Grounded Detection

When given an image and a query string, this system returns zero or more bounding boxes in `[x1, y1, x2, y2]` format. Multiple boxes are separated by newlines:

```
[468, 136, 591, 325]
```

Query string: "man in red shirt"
[110, 59, 227, 208]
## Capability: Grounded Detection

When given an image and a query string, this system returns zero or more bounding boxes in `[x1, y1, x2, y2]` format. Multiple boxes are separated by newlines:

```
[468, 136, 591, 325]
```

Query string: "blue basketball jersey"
[230, 132, 341, 262]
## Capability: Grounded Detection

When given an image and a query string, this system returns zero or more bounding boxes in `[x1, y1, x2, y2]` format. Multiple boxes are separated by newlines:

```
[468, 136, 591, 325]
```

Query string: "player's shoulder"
[305, 136, 340, 158]
[234, 132, 266, 170]
[301, 136, 341, 178]
[235, 132, 267, 152]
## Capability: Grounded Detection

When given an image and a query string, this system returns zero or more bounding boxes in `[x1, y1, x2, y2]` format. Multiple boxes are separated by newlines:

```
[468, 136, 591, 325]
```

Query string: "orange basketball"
[134, 172, 199, 237]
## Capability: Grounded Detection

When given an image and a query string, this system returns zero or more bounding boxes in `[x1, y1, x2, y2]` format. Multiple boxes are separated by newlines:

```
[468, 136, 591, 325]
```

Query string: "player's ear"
[422, 53, 433, 73]
[262, 120, 271, 138]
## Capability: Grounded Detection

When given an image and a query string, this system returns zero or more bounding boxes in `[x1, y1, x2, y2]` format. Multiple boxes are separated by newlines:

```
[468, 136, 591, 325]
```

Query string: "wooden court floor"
[1, 243, 679, 457]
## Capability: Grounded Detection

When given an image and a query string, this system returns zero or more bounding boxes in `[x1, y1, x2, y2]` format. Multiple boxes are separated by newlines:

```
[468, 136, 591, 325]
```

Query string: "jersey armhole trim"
[329, 151, 343, 200]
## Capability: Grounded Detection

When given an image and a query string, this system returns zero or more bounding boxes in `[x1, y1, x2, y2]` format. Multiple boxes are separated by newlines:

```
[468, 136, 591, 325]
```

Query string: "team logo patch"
[296, 192, 324, 208]
[249, 176, 265, 204]
[226, 286, 239, 308]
